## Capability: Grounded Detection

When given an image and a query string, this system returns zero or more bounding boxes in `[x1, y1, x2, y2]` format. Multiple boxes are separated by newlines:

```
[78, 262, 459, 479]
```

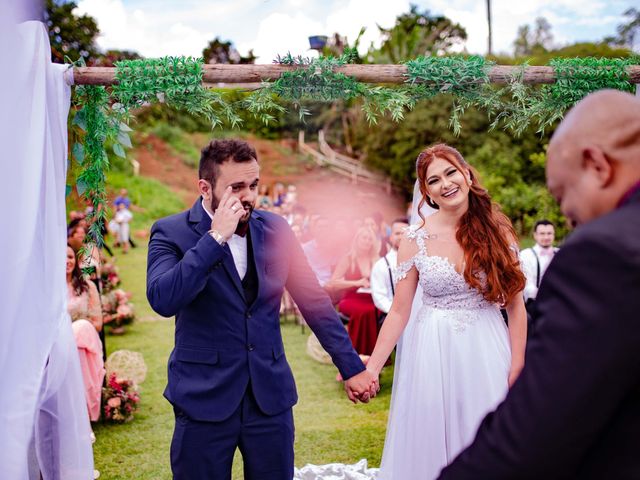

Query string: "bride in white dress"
[364, 143, 528, 480]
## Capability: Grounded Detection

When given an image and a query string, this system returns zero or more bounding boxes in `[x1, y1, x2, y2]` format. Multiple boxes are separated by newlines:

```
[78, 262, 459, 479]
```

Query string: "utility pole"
[487, 0, 493, 56]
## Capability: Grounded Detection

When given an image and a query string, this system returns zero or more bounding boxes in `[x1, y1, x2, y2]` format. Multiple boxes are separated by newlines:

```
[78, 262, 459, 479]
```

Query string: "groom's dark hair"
[199, 139, 258, 187]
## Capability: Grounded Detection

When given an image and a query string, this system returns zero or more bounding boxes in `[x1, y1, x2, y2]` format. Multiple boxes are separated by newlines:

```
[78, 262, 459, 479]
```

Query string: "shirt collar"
[201, 198, 214, 220]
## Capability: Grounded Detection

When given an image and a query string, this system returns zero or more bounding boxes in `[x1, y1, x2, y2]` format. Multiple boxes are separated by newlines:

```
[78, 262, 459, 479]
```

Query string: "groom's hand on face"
[344, 369, 379, 404]
[211, 186, 245, 240]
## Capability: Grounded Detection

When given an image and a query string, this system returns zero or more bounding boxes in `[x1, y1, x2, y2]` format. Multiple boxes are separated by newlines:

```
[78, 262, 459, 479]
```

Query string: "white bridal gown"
[377, 224, 511, 479]
[294, 224, 511, 480]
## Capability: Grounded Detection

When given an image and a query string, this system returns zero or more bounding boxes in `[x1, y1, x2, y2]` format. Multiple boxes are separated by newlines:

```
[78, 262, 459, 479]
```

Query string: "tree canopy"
[45, 0, 100, 63]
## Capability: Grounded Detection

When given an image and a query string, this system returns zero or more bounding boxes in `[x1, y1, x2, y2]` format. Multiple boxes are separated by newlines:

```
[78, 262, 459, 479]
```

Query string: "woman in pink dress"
[66, 245, 105, 421]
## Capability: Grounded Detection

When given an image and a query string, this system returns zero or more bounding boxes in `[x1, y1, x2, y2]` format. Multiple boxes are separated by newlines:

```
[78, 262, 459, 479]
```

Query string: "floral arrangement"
[102, 372, 140, 423]
[102, 288, 135, 329]
[100, 260, 121, 294]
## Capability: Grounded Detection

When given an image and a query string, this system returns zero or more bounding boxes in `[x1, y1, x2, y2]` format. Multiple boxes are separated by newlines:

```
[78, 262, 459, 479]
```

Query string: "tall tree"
[45, 0, 100, 63]
[606, 8, 640, 51]
[513, 17, 553, 57]
[486, 0, 493, 55]
[371, 4, 467, 63]
[202, 37, 256, 64]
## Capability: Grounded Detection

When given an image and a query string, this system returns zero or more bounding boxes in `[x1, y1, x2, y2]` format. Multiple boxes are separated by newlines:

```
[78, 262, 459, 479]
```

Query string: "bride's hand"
[508, 363, 524, 387]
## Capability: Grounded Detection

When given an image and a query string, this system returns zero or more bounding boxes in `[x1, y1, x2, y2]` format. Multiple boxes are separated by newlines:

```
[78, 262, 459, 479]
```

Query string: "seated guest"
[66, 245, 105, 421]
[67, 220, 102, 280]
[365, 212, 389, 257]
[327, 226, 380, 355]
[370, 217, 409, 324]
[257, 184, 272, 209]
[302, 215, 340, 288]
[272, 182, 286, 207]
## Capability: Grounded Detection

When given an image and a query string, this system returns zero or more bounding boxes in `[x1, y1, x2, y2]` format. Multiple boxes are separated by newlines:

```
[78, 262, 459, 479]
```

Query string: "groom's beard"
[210, 194, 255, 226]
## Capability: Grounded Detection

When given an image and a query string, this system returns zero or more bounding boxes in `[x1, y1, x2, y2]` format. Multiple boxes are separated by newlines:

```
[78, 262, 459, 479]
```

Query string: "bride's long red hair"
[416, 144, 525, 304]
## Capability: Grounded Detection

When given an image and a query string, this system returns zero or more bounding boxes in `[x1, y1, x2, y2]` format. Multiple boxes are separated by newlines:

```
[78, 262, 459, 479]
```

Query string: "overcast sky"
[75, 0, 637, 62]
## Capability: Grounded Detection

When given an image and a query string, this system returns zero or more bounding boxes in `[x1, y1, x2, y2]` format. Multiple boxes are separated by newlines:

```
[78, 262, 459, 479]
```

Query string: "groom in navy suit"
[147, 139, 377, 480]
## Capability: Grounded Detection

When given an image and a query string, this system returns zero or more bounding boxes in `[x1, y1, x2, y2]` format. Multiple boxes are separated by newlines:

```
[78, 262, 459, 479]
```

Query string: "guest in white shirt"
[520, 219, 559, 310]
[370, 217, 409, 323]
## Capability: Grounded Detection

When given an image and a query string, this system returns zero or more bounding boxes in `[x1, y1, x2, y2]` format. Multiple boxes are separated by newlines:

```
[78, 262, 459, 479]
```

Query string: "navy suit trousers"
[170, 386, 294, 480]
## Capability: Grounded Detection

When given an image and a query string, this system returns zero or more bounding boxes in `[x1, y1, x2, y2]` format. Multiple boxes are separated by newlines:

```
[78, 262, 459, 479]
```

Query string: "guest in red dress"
[327, 226, 381, 355]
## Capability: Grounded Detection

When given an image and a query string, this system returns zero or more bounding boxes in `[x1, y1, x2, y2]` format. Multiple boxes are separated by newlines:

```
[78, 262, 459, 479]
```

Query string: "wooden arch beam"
[71, 64, 640, 86]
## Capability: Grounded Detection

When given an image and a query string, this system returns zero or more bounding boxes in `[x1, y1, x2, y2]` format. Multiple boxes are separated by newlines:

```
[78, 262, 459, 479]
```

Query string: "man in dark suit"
[147, 139, 377, 480]
[440, 89, 640, 479]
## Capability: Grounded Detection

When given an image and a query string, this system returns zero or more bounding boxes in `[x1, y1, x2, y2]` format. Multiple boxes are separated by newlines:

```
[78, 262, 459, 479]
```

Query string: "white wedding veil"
[383, 180, 436, 442]
[395, 180, 436, 353]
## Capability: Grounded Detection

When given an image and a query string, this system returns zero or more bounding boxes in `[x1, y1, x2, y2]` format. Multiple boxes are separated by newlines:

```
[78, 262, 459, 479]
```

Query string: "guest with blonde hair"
[327, 226, 381, 355]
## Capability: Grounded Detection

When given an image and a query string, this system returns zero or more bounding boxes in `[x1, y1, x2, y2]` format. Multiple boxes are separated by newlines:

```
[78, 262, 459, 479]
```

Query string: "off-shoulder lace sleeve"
[393, 225, 421, 283]
[394, 258, 416, 283]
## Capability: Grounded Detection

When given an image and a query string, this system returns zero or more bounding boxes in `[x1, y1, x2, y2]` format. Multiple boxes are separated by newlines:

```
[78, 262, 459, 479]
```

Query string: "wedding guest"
[440, 90, 640, 479]
[113, 188, 131, 209]
[113, 188, 136, 249]
[285, 184, 297, 206]
[66, 245, 105, 421]
[272, 182, 286, 207]
[67, 222, 101, 280]
[370, 218, 409, 324]
[520, 220, 559, 324]
[257, 184, 272, 209]
[364, 213, 388, 256]
[114, 203, 133, 254]
[302, 215, 339, 288]
[328, 226, 381, 355]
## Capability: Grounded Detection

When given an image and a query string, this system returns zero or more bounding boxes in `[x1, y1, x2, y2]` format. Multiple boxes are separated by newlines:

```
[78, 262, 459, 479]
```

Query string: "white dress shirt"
[520, 243, 559, 302]
[370, 249, 398, 314]
[202, 199, 248, 279]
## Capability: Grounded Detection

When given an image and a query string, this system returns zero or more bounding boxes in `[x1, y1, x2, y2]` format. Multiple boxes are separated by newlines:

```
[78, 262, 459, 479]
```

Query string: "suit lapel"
[248, 212, 265, 308]
[189, 198, 246, 302]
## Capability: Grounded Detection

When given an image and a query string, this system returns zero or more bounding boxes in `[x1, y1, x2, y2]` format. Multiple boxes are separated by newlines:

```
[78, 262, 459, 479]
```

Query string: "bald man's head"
[547, 89, 640, 227]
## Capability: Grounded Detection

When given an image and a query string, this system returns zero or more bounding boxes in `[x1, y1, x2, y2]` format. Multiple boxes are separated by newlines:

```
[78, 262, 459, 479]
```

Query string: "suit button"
[247, 344, 255, 351]
[246, 312, 252, 319]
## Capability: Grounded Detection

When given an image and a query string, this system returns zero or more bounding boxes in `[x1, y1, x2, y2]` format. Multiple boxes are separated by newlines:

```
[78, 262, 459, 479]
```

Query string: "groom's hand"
[344, 369, 379, 404]
[211, 186, 245, 240]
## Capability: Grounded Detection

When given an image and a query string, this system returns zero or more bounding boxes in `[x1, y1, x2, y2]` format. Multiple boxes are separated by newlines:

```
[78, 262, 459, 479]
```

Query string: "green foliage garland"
[404, 55, 498, 134]
[69, 54, 638, 246]
[534, 56, 638, 131]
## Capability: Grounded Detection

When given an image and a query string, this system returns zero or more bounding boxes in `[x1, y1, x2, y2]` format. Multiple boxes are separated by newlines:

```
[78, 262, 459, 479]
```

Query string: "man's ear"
[582, 147, 613, 188]
[198, 179, 212, 200]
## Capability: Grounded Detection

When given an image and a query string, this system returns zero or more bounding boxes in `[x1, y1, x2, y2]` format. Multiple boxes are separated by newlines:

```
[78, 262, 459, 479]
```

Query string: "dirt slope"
[133, 133, 407, 223]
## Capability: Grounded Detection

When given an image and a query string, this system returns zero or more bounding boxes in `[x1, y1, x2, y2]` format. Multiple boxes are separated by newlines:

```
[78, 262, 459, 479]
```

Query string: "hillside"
[132, 131, 407, 223]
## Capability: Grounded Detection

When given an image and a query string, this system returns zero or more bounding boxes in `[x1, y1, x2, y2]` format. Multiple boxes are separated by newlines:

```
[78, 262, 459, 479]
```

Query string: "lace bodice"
[395, 225, 494, 312]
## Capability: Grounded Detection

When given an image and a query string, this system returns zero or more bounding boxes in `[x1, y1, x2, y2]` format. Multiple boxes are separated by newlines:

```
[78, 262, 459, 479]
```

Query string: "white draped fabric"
[0, 12, 93, 480]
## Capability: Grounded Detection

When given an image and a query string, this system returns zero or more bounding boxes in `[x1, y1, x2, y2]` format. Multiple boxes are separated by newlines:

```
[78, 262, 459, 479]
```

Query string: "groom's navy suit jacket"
[147, 200, 364, 422]
[440, 188, 640, 479]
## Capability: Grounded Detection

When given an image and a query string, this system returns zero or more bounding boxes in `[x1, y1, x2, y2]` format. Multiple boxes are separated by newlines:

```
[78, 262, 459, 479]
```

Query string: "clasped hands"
[344, 358, 379, 404]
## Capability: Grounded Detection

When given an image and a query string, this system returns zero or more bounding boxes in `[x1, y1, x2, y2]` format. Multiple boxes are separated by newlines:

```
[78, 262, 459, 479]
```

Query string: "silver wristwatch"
[208, 229, 227, 246]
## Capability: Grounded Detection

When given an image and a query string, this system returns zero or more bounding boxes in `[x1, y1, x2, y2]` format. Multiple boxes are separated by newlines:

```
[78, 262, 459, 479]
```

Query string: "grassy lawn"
[93, 241, 392, 479]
